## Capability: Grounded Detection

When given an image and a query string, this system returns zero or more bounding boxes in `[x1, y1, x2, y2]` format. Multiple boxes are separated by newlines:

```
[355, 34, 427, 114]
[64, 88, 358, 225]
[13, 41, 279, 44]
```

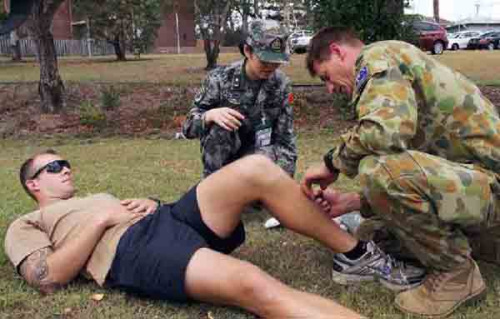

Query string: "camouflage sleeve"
[462, 123, 500, 174]
[182, 74, 221, 139]
[331, 67, 418, 178]
[272, 82, 297, 177]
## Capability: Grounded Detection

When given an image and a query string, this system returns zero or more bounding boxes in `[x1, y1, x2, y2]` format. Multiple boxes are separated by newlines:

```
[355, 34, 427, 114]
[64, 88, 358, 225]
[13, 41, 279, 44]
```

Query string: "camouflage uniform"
[182, 21, 297, 177]
[328, 41, 500, 271]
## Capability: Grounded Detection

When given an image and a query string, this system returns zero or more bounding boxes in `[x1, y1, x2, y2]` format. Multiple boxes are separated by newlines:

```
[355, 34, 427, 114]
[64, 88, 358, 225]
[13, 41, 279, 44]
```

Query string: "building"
[154, 1, 196, 53]
[3, 0, 196, 52]
[52, 0, 73, 39]
[2, 0, 73, 39]
[446, 16, 500, 33]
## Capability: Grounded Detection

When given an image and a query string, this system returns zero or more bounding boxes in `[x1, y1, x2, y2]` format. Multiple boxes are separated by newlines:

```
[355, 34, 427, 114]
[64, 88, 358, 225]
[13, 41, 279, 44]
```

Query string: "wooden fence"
[0, 36, 115, 57]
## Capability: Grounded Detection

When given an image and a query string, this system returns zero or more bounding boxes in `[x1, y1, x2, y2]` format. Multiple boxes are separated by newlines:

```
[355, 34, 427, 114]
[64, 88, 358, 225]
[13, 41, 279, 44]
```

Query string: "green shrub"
[79, 101, 107, 128]
[100, 86, 121, 110]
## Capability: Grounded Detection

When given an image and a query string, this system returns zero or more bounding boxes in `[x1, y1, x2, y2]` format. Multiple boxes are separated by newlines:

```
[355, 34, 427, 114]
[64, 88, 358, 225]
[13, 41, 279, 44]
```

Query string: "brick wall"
[5, 0, 202, 52]
[52, 0, 72, 39]
[154, 1, 196, 52]
[3, 0, 73, 40]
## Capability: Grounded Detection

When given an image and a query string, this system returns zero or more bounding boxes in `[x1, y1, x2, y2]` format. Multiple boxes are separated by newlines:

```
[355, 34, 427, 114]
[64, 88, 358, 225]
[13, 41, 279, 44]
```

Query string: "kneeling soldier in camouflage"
[182, 19, 296, 178]
[182, 20, 297, 229]
[303, 26, 500, 317]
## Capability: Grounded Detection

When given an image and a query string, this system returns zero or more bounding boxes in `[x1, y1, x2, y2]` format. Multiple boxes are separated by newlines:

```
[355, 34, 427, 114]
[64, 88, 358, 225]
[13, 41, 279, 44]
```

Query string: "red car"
[468, 31, 500, 50]
[412, 21, 449, 54]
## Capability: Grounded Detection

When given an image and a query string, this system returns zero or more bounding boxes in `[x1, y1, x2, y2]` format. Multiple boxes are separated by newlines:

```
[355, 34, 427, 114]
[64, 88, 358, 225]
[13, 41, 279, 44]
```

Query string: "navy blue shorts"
[105, 185, 246, 302]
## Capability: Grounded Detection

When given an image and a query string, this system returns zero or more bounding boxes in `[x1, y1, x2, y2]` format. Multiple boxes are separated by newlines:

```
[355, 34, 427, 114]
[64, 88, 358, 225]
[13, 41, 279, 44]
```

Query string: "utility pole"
[433, 0, 440, 23]
[86, 18, 92, 58]
[174, 1, 180, 54]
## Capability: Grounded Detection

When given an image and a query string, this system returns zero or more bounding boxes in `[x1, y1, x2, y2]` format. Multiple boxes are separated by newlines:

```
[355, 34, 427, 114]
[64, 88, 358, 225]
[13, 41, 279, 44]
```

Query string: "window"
[413, 22, 440, 32]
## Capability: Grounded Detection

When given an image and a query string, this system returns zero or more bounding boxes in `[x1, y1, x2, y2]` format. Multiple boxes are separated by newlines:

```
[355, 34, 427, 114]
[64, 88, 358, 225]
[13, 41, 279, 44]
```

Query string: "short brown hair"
[306, 27, 362, 76]
[19, 149, 58, 201]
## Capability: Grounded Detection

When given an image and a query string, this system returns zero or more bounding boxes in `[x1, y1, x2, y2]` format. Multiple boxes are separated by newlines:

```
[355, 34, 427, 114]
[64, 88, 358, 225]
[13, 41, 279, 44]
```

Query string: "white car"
[447, 30, 483, 50]
[289, 30, 313, 54]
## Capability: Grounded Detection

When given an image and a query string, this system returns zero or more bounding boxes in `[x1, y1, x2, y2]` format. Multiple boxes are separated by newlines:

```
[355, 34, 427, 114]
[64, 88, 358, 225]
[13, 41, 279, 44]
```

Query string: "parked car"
[289, 30, 313, 54]
[447, 30, 483, 50]
[468, 31, 500, 50]
[411, 21, 449, 54]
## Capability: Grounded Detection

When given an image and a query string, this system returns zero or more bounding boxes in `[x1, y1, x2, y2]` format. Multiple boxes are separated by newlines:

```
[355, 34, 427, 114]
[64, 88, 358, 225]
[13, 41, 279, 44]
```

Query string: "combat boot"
[395, 257, 486, 318]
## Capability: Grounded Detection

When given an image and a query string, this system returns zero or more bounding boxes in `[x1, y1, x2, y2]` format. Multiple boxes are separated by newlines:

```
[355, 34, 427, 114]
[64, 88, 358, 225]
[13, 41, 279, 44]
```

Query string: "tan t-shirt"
[4, 193, 144, 286]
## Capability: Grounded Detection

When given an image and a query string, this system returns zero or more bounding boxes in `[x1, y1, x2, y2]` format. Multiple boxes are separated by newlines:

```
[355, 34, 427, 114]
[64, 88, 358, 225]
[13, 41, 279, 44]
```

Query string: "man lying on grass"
[5, 150, 421, 318]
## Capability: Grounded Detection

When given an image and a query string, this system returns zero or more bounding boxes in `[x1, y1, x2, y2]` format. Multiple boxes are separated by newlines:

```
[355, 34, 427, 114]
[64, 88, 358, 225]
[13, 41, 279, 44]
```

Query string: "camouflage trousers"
[200, 125, 278, 177]
[359, 150, 500, 271]
[201, 126, 245, 177]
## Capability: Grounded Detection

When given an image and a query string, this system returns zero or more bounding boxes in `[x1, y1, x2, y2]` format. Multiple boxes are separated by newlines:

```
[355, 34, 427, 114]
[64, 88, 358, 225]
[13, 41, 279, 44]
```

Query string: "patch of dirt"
[1, 83, 499, 138]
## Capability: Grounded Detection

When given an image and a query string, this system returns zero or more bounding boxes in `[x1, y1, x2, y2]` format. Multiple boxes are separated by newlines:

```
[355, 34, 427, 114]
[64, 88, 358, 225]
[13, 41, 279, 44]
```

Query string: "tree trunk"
[203, 39, 219, 70]
[240, 0, 250, 34]
[253, 0, 259, 18]
[10, 31, 22, 61]
[35, 26, 65, 113]
[433, 0, 440, 23]
[28, 0, 65, 113]
[111, 36, 127, 61]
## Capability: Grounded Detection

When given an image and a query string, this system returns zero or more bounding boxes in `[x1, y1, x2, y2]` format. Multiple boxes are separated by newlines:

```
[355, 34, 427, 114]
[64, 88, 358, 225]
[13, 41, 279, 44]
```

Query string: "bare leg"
[197, 155, 358, 253]
[185, 248, 362, 319]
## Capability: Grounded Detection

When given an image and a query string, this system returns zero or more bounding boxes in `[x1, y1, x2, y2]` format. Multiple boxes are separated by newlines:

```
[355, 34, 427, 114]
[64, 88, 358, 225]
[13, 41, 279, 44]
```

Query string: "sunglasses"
[31, 160, 71, 179]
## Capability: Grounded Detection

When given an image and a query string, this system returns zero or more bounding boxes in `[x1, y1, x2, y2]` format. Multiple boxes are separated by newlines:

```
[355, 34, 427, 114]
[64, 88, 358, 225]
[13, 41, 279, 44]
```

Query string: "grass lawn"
[1, 50, 500, 85]
[1, 134, 500, 319]
[1, 49, 500, 318]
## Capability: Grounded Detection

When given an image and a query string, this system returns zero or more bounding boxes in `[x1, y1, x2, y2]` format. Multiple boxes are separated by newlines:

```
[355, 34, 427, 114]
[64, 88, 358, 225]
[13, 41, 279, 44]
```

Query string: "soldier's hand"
[301, 163, 338, 199]
[99, 204, 138, 228]
[121, 198, 158, 215]
[318, 189, 361, 218]
[204, 108, 245, 131]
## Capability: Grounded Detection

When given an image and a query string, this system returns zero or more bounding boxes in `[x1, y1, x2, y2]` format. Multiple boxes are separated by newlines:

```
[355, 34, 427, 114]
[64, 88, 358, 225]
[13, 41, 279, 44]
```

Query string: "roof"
[449, 16, 500, 26]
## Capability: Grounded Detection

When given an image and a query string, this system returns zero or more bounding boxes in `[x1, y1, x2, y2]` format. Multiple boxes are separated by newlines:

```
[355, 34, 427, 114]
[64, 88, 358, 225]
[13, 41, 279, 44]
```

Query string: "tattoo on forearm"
[19, 248, 61, 294]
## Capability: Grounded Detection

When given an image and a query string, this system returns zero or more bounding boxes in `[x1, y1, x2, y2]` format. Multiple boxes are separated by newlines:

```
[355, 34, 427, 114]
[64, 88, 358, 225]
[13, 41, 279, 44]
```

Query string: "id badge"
[255, 124, 272, 147]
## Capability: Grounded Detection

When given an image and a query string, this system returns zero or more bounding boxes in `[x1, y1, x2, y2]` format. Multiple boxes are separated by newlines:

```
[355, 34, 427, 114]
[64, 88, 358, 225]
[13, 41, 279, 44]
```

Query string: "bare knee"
[233, 155, 287, 188]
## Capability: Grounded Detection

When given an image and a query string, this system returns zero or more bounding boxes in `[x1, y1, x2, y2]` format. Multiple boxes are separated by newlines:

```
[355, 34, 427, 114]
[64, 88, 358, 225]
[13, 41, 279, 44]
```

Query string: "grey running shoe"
[332, 241, 426, 291]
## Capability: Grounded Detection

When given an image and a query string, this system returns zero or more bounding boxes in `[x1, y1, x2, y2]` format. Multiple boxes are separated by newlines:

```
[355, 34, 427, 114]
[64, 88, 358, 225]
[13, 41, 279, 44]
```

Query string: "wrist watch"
[323, 147, 339, 174]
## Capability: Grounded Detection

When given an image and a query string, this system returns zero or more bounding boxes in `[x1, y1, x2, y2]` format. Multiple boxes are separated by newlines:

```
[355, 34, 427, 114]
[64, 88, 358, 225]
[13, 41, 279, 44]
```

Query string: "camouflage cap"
[245, 20, 290, 64]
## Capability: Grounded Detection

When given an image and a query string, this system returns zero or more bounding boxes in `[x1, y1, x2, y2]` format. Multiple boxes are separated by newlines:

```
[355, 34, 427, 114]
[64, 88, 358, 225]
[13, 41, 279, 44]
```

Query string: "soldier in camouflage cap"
[303, 26, 500, 317]
[245, 19, 290, 64]
[182, 19, 296, 229]
[182, 19, 296, 178]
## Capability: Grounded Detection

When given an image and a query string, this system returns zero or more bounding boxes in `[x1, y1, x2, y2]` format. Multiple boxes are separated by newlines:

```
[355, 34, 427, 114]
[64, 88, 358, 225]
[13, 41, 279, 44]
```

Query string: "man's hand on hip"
[98, 203, 139, 228]
[121, 198, 158, 215]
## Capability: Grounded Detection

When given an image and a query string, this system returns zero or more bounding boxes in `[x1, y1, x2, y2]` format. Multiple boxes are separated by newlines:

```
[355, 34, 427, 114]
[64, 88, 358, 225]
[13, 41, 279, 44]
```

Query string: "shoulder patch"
[355, 66, 369, 91]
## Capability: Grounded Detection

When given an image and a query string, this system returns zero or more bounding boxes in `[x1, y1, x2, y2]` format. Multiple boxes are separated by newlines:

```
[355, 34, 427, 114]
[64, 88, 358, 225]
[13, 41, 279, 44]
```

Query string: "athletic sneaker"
[332, 241, 426, 291]
[264, 217, 282, 229]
